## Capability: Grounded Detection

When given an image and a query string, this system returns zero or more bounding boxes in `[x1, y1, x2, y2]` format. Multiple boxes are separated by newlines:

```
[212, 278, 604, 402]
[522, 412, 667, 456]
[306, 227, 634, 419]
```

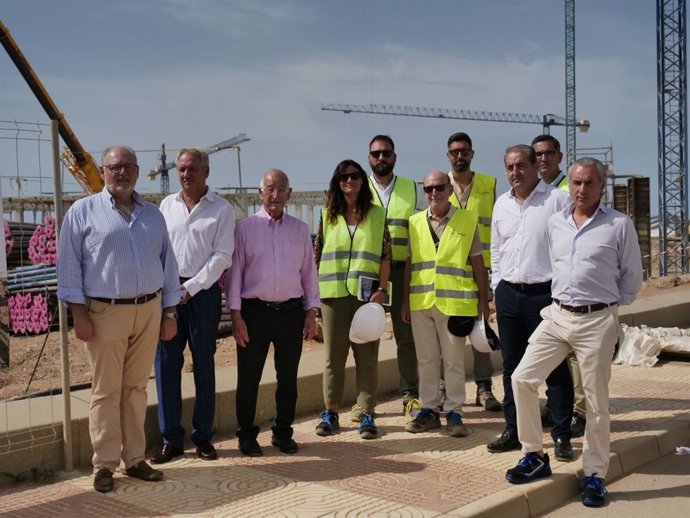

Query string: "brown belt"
[554, 299, 616, 314]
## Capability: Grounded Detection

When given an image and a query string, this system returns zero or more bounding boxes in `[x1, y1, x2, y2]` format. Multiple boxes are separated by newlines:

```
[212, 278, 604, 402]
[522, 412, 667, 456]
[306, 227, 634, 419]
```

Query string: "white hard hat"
[469, 319, 493, 353]
[349, 302, 386, 344]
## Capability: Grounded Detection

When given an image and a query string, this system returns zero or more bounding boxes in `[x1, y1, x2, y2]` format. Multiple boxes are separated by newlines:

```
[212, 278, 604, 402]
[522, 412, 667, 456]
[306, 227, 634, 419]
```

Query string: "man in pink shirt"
[226, 169, 320, 456]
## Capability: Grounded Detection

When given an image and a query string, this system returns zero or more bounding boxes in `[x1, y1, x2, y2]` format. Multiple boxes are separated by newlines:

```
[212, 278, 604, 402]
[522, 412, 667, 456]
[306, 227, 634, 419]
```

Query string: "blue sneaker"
[359, 412, 378, 440]
[315, 409, 339, 436]
[506, 452, 552, 484]
[581, 474, 607, 507]
[446, 411, 469, 437]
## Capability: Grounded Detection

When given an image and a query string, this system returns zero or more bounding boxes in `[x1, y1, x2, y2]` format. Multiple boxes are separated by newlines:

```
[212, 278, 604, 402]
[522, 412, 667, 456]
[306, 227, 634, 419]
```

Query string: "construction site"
[1, 1, 690, 517]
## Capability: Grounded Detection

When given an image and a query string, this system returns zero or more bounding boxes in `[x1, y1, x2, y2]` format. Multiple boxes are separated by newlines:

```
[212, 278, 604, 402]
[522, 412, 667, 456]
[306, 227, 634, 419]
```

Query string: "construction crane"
[321, 103, 590, 135]
[657, 0, 688, 275]
[565, 0, 576, 164]
[147, 133, 250, 194]
[0, 20, 104, 193]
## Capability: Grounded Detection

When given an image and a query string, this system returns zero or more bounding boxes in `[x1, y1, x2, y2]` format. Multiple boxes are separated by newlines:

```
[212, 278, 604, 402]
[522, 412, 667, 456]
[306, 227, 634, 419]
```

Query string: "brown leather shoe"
[150, 444, 184, 464]
[125, 460, 163, 481]
[93, 467, 113, 493]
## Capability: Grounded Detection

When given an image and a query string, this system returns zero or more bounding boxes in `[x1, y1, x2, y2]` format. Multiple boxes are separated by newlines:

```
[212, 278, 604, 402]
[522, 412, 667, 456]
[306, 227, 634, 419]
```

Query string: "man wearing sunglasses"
[532, 134, 586, 439]
[402, 171, 489, 437]
[445, 132, 501, 413]
[367, 135, 424, 419]
[57, 145, 182, 493]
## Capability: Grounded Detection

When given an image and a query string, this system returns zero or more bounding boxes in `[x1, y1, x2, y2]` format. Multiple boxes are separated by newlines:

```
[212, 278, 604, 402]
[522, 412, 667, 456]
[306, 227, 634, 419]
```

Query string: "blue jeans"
[495, 280, 573, 440]
[154, 282, 221, 447]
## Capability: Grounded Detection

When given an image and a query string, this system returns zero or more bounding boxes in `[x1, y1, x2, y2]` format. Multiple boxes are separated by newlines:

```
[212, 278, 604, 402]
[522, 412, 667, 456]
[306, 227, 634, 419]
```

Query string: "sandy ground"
[1, 276, 689, 401]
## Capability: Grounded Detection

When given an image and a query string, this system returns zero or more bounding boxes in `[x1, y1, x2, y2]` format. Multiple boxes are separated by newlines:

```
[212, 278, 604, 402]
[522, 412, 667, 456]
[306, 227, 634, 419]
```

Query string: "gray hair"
[101, 145, 137, 164]
[176, 147, 209, 169]
[504, 144, 537, 164]
[259, 169, 290, 189]
[569, 157, 606, 183]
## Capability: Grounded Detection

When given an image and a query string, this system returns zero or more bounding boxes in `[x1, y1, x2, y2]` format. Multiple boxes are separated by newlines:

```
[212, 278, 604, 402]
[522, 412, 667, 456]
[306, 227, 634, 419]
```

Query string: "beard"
[373, 163, 394, 176]
[452, 160, 470, 173]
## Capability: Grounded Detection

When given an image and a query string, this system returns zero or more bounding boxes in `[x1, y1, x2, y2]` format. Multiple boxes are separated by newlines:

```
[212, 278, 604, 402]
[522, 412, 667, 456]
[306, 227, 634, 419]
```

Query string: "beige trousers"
[84, 295, 161, 471]
[512, 302, 619, 478]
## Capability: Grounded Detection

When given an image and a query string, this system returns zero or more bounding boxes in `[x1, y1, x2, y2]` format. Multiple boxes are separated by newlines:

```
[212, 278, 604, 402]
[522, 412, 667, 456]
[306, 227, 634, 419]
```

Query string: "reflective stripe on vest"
[408, 209, 479, 316]
[370, 176, 416, 262]
[449, 171, 495, 268]
[318, 206, 385, 298]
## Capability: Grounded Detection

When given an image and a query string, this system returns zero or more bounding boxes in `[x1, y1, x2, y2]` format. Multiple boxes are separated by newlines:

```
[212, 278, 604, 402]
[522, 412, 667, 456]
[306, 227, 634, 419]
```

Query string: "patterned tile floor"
[1, 360, 689, 518]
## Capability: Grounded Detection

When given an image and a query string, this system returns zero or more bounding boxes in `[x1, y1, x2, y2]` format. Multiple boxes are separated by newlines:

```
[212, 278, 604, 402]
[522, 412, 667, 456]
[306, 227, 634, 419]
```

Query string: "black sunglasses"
[423, 184, 449, 193]
[369, 150, 394, 159]
[339, 172, 361, 182]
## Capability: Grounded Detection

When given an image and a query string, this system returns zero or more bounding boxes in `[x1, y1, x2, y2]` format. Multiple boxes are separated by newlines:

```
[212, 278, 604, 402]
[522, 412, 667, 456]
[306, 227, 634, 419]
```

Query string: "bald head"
[422, 170, 452, 216]
[423, 170, 450, 186]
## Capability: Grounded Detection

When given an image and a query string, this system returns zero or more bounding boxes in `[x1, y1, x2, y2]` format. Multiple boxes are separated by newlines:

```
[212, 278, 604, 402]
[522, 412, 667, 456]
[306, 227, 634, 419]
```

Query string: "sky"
[0, 0, 662, 213]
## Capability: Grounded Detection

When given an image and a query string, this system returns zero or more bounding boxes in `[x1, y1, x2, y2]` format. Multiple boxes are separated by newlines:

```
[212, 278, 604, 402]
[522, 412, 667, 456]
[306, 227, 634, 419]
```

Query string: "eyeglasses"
[423, 184, 448, 193]
[262, 186, 290, 194]
[447, 148, 472, 158]
[103, 164, 139, 174]
[535, 150, 558, 158]
[369, 150, 394, 159]
[339, 173, 361, 183]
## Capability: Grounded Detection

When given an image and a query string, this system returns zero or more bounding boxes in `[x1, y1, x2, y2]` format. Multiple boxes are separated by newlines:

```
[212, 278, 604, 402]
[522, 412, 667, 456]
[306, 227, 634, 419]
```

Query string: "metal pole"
[236, 145, 243, 191]
[51, 120, 72, 471]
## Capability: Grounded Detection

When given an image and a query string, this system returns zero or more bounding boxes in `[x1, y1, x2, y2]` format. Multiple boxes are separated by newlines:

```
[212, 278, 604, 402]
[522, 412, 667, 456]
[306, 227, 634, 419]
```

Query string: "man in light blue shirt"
[57, 145, 181, 493]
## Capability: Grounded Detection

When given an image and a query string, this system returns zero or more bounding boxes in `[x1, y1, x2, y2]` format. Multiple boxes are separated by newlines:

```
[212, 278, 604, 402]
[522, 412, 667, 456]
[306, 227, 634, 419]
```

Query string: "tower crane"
[148, 133, 250, 194]
[565, 0, 576, 164]
[321, 103, 590, 135]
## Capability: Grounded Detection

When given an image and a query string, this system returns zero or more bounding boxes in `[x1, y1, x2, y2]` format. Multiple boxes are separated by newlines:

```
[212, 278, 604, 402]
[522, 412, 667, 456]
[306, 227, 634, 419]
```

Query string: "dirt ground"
[1, 276, 690, 401]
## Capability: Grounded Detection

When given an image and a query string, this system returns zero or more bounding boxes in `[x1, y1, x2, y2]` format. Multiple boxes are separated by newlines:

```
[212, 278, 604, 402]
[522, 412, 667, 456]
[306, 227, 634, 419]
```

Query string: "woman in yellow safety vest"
[313, 159, 391, 440]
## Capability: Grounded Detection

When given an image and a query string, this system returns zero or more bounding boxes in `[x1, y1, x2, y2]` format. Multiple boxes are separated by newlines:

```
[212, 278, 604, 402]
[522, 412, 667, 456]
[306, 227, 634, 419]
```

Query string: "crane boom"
[0, 20, 103, 193]
[321, 103, 590, 134]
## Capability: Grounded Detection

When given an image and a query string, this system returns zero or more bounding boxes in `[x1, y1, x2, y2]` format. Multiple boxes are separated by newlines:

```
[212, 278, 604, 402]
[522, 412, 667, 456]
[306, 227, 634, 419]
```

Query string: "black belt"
[243, 297, 303, 311]
[554, 299, 617, 314]
[390, 261, 406, 270]
[503, 280, 552, 293]
[91, 290, 160, 305]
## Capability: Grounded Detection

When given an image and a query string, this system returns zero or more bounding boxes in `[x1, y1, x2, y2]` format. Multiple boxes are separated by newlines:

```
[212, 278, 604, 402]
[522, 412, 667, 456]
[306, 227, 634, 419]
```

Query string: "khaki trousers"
[411, 305, 466, 413]
[512, 302, 619, 478]
[85, 296, 161, 471]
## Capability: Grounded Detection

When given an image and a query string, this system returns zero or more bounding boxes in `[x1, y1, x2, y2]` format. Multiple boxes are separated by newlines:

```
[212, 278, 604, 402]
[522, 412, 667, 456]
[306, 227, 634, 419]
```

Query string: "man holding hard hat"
[401, 170, 490, 437]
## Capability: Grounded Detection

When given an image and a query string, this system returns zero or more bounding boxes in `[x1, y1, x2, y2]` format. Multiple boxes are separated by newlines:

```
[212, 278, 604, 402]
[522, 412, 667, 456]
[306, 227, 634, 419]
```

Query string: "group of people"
[56, 131, 642, 508]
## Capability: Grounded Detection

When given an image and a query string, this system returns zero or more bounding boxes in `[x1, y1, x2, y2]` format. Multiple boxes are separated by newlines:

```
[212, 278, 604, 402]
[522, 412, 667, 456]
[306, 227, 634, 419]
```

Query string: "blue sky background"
[1, 0, 661, 212]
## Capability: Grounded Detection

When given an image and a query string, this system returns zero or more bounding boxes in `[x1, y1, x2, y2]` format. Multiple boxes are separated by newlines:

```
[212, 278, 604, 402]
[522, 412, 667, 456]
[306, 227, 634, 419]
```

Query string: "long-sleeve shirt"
[226, 207, 319, 310]
[490, 180, 571, 290]
[57, 189, 181, 308]
[160, 190, 235, 296]
[548, 203, 643, 306]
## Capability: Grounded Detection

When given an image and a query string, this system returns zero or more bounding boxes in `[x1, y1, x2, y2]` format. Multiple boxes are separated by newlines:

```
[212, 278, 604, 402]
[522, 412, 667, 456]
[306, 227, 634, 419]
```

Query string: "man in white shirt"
[152, 148, 235, 463]
[507, 158, 642, 508]
[488, 145, 574, 460]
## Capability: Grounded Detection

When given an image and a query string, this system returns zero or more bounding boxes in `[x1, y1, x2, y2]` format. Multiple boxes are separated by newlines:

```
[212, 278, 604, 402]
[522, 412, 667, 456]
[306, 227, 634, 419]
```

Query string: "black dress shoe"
[487, 430, 522, 453]
[150, 443, 184, 464]
[195, 440, 218, 460]
[554, 437, 574, 461]
[239, 439, 263, 457]
[271, 436, 298, 454]
[571, 413, 586, 438]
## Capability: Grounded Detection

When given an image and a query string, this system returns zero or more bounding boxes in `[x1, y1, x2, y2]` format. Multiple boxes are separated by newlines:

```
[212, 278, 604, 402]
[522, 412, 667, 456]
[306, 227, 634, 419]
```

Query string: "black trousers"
[495, 280, 573, 440]
[235, 299, 305, 442]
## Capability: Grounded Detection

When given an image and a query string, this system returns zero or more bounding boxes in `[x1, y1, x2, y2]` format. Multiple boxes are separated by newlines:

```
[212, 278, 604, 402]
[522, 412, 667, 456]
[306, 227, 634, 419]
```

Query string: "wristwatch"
[164, 311, 178, 320]
[376, 287, 387, 294]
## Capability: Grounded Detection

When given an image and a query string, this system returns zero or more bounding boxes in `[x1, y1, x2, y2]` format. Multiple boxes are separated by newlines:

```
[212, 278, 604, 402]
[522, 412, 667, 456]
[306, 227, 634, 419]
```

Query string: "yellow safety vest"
[557, 174, 570, 191]
[450, 172, 495, 268]
[318, 206, 386, 298]
[408, 208, 479, 316]
[369, 176, 416, 262]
